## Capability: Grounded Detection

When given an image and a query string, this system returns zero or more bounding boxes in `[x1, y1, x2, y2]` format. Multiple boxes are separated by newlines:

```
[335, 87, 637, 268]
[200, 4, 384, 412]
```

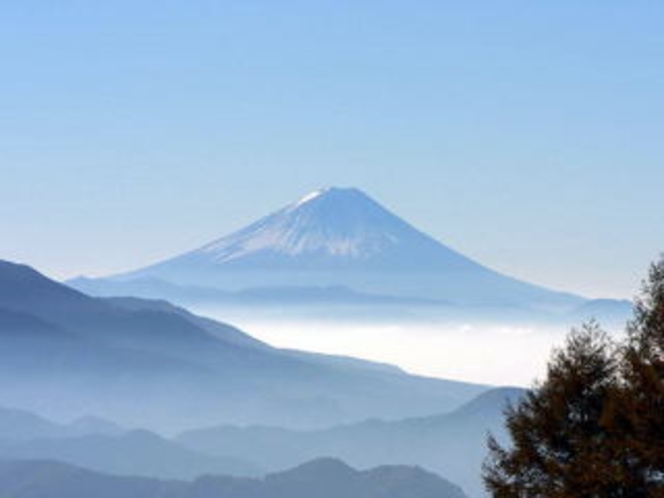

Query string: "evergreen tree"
[620, 256, 664, 495]
[484, 256, 664, 497]
[483, 322, 628, 497]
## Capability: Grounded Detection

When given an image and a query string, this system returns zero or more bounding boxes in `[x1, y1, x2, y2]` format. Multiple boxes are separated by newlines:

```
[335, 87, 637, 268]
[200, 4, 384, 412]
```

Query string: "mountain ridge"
[0, 259, 487, 431]
[94, 187, 586, 311]
[118, 186, 488, 274]
[176, 386, 525, 498]
[0, 457, 468, 498]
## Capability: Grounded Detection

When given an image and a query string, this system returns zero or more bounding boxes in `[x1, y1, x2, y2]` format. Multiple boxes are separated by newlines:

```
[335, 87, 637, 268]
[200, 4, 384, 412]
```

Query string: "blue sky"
[0, 1, 662, 298]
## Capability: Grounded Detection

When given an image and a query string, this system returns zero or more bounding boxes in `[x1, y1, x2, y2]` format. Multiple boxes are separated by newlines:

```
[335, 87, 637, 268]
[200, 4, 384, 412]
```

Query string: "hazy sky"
[1, 1, 662, 299]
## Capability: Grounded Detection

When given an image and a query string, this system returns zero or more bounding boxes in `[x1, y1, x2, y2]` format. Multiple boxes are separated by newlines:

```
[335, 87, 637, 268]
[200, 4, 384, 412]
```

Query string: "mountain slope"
[105, 187, 583, 310]
[0, 405, 123, 442]
[177, 387, 525, 498]
[0, 260, 486, 430]
[0, 430, 260, 479]
[0, 406, 67, 442]
[131, 187, 481, 272]
[0, 458, 467, 498]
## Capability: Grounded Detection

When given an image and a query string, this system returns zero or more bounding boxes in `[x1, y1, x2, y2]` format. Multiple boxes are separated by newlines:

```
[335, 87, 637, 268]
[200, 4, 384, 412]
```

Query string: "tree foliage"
[620, 257, 664, 495]
[484, 256, 664, 497]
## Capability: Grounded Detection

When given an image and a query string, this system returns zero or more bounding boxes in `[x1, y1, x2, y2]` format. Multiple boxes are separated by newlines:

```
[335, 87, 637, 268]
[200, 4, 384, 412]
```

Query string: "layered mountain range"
[0, 256, 535, 496]
[175, 387, 524, 498]
[0, 458, 467, 498]
[0, 260, 485, 431]
[0, 386, 520, 497]
[0, 188, 630, 497]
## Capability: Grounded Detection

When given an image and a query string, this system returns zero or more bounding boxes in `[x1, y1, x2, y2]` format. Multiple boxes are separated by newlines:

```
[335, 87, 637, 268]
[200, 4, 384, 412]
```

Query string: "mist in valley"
[192, 305, 624, 387]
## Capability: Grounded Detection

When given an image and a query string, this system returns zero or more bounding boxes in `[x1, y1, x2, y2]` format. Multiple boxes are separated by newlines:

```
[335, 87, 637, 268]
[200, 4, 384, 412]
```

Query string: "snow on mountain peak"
[120, 186, 485, 275]
[110, 188, 586, 310]
[294, 187, 330, 207]
[194, 187, 420, 263]
[291, 187, 369, 209]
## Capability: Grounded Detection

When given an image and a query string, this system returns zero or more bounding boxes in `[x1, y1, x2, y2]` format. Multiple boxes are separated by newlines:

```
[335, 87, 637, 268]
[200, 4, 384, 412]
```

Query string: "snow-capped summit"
[149, 186, 482, 272]
[196, 186, 465, 264]
[111, 187, 583, 309]
[294, 187, 330, 207]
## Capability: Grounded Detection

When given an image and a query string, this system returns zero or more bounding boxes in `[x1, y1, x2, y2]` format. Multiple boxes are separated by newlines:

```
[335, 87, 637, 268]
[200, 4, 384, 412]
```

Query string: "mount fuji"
[121, 187, 487, 274]
[75, 187, 589, 313]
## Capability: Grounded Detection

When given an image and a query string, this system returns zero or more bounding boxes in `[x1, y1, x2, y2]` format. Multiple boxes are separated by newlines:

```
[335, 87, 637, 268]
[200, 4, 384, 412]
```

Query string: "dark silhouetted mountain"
[0, 458, 468, 498]
[0, 430, 260, 479]
[98, 187, 584, 311]
[0, 260, 486, 431]
[177, 387, 525, 497]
